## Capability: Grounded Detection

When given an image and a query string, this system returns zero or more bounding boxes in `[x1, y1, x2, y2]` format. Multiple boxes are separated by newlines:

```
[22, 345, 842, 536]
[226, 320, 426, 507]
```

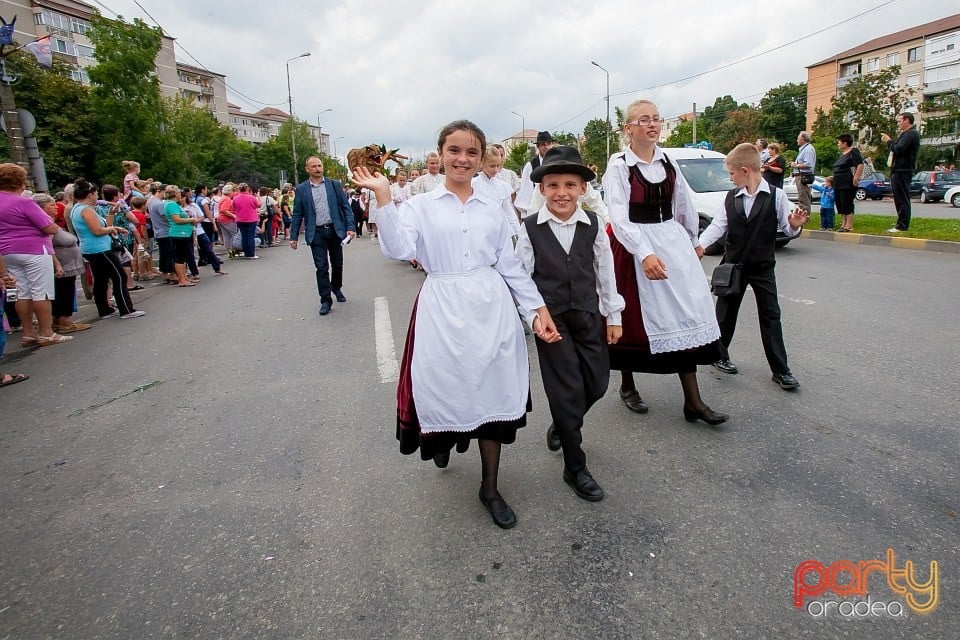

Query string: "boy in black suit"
[515, 146, 624, 501]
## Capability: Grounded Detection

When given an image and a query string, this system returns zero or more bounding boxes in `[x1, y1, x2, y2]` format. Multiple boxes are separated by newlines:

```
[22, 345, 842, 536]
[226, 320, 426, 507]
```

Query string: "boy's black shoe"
[772, 372, 800, 390]
[563, 468, 604, 501]
[713, 359, 738, 374]
[546, 424, 562, 451]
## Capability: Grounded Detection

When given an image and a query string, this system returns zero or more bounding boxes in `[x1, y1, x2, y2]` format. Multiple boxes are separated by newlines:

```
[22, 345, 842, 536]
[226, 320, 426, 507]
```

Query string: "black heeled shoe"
[683, 404, 729, 426]
[478, 490, 517, 529]
[433, 450, 450, 468]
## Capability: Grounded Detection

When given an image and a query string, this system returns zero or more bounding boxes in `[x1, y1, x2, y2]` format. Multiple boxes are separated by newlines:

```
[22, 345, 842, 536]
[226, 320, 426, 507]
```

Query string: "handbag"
[109, 234, 124, 252]
[801, 173, 815, 185]
[710, 190, 768, 297]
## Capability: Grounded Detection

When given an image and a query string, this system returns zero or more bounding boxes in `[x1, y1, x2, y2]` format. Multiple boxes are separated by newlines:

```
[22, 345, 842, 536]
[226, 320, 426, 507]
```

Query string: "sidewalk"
[799, 228, 960, 254]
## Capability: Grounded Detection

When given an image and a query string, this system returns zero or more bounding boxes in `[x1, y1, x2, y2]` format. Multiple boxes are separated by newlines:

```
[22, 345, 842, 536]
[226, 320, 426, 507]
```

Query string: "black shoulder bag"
[710, 191, 767, 297]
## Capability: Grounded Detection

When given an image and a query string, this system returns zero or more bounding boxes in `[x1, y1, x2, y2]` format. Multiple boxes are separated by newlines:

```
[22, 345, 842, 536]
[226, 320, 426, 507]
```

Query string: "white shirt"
[472, 173, 521, 237]
[514, 156, 543, 213]
[185, 202, 205, 234]
[528, 181, 609, 226]
[515, 205, 624, 326]
[390, 182, 411, 205]
[409, 172, 445, 196]
[698, 179, 801, 249]
[602, 146, 701, 261]
[496, 167, 520, 194]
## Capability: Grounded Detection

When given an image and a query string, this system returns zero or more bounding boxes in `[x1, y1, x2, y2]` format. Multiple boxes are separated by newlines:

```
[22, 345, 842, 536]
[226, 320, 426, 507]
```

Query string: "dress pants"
[715, 263, 790, 375]
[309, 225, 343, 304]
[156, 236, 174, 274]
[534, 309, 609, 473]
[795, 175, 812, 211]
[891, 171, 911, 230]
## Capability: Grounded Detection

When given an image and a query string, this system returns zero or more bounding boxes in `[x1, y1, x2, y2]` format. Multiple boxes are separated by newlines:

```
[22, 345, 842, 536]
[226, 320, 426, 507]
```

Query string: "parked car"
[909, 170, 960, 203]
[944, 185, 960, 208]
[783, 175, 824, 204]
[855, 172, 891, 200]
[661, 147, 796, 255]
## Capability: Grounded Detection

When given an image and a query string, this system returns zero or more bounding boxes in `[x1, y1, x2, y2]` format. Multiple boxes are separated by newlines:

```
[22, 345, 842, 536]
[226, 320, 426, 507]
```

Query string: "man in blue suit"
[289, 156, 356, 315]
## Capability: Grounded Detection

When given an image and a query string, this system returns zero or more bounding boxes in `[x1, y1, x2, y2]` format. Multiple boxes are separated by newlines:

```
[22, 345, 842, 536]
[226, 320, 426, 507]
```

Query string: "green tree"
[551, 131, 578, 146]
[86, 13, 166, 182]
[757, 82, 807, 144]
[829, 66, 915, 153]
[581, 117, 617, 173]
[811, 105, 848, 140]
[150, 96, 238, 185]
[258, 119, 319, 185]
[711, 108, 760, 153]
[664, 119, 695, 148]
[697, 95, 746, 139]
[504, 142, 530, 173]
[1, 51, 96, 187]
[811, 136, 839, 176]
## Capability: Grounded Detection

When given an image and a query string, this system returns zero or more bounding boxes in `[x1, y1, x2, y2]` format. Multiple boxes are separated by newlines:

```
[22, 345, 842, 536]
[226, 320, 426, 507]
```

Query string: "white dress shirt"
[698, 179, 801, 249]
[515, 204, 624, 326]
[473, 173, 521, 237]
[409, 172, 445, 196]
[514, 156, 543, 213]
[496, 167, 520, 194]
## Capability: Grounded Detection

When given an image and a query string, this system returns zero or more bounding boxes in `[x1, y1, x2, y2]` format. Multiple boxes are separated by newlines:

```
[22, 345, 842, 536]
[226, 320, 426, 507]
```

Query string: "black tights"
[619, 370, 708, 411]
[478, 439, 502, 501]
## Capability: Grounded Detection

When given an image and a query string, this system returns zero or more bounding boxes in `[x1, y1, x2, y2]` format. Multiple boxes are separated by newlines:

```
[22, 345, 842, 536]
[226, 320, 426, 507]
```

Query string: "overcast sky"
[100, 0, 952, 161]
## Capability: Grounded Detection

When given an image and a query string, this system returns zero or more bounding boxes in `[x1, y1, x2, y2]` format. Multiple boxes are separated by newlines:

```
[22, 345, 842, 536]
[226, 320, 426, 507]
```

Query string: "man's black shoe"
[319, 301, 332, 315]
[333, 289, 347, 303]
[772, 372, 800, 390]
[713, 359, 738, 374]
[546, 423, 562, 451]
[563, 468, 604, 502]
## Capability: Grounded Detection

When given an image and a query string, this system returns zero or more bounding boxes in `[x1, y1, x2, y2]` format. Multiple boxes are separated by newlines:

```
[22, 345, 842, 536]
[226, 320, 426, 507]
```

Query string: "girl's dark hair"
[437, 119, 486, 157]
[73, 178, 98, 200]
[102, 184, 120, 202]
[181, 187, 192, 204]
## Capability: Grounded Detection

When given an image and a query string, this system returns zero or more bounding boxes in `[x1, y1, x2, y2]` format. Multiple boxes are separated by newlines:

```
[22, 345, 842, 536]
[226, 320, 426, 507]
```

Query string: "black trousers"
[156, 236, 174, 274]
[309, 225, 344, 304]
[891, 171, 911, 230]
[534, 309, 609, 473]
[84, 251, 135, 316]
[715, 263, 789, 375]
[52, 275, 76, 318]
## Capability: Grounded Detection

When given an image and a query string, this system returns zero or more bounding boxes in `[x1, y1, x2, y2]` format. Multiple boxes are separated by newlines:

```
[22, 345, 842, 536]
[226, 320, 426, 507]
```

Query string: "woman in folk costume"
[602, 99, 728, 426]
[351, 120, 560, 530]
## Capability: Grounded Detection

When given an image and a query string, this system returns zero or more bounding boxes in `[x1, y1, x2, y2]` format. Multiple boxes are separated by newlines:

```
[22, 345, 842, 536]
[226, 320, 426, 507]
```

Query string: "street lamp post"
[511, 110, 525, 149]
[286, 51, 311, 184]
[333, 136, 344, 180]
[591, 60, 610, 160]
[316, 108, 332, 155]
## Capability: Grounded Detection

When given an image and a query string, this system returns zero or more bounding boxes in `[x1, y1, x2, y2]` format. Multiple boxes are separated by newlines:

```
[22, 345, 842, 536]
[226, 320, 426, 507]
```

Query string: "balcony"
[923, 78, 960, 96]
[836, 73, 861, 89]
[200, 86, 214, 96]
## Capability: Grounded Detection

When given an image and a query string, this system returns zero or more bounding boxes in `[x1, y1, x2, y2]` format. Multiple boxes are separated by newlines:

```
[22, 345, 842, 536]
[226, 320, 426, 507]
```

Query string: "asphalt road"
[807, 195, 960, 219]
[1, 235, 958, 639]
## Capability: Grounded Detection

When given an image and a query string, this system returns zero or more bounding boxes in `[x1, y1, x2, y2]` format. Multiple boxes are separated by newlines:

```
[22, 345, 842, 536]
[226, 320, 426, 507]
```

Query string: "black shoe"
[478, 490, 517, 529]
[319, 301, 332, 315]
[683, 404, 729, 426]
[713, 358, 738, 374]
[333, 289, 347, 303]
[563, 468, 604, 502]
[433, 450, 450, 468]
[546, 423, 562, 451]
[772, 372, 800, 390]
[619, 388, 649, 414]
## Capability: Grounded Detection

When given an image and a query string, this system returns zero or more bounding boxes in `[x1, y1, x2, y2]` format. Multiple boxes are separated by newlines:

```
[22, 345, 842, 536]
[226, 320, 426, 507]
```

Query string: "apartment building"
[228, 104, 329, 155]
[806, 13, 960, 145]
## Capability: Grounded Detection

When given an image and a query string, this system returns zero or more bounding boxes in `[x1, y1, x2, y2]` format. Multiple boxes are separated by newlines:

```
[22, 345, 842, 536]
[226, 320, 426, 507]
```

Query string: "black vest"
[723, 187, 778, 267]
[527, 155, 541, 182]
[523, 211, 600, 315]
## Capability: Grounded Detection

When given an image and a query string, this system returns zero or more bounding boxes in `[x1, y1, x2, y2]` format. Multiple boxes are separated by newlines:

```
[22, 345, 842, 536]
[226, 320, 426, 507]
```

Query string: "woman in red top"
[216, 184, 239, 258]
[231, 183, 260, 259]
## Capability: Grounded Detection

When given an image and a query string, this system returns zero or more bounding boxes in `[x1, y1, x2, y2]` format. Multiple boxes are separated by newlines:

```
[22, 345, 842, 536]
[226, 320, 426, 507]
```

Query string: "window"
[865, 57, 880, 72]
[52, 38, 77, 56]
[34, 12, 45, 25]
[887, 52, 900, 66]
[840, 61, 860, 77]
[70, 68, 89, 84]
[76, 44, 94, 59]
[69, 17, 90, 34]
[905, 74, 920, 88]
[908, 47, 922, 62]
[925, 63, 960, 83]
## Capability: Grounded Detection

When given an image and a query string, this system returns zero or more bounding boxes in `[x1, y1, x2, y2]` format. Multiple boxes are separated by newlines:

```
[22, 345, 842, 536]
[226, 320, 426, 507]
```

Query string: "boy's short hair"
[131, 196, 147, 208]
[823, 176, 834, 185]
[725, 143, 761, 172]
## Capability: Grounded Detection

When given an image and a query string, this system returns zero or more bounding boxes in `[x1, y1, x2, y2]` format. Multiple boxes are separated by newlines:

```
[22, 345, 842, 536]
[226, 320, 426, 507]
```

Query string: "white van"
[662, 147, 795, 253]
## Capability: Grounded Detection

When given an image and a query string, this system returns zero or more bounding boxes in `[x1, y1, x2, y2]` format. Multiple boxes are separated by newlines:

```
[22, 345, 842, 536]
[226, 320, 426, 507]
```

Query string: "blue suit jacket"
[290, 178, 354, 244]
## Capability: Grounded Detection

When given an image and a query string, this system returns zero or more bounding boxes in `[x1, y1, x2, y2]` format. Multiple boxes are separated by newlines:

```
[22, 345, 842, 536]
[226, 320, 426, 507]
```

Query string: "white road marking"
[375, 296, 400, 383]
[778, 294, 817, 305]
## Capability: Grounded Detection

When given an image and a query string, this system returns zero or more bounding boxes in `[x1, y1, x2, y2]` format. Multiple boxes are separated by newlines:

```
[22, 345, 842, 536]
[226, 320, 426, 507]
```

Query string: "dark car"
[855, 172, 891, 200]
[909, 170, 960, 203]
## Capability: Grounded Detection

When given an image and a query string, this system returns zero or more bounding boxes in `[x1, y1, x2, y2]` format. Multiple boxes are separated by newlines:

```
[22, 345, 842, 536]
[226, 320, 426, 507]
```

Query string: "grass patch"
[807, 213, 960, 242]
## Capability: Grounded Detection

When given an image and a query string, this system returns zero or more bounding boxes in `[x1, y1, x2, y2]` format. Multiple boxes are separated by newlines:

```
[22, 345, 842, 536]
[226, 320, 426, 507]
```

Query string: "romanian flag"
[24, 35, 52, 69]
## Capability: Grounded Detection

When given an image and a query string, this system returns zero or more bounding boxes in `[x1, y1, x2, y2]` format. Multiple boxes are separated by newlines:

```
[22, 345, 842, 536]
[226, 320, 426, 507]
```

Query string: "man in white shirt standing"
[515, 131, 556, 216]
[409, 152, 445, 195]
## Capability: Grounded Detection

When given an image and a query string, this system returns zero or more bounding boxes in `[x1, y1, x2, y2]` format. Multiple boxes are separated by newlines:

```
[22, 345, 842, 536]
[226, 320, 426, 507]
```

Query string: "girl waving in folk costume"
[352, 120, 560, 530]
[602, 100, 728, 426]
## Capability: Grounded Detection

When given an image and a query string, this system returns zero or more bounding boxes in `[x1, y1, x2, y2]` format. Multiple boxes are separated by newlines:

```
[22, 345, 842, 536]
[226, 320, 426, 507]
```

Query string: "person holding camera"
[790, 131, 817, 212]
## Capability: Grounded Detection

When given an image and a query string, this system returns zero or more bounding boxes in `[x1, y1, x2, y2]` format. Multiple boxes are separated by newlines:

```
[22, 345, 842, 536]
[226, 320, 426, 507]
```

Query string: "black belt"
[628, 203, 673, 224]
[316, 223, 334, 229]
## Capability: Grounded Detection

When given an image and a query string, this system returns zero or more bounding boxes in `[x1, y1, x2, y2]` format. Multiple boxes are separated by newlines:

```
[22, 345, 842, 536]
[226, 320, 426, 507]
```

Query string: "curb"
[799, 229, 960, 254]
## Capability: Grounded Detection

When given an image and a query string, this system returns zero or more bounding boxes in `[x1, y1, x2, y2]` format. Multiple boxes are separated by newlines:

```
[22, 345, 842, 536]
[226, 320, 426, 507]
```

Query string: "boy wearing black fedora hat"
[515, 145, 625, 502]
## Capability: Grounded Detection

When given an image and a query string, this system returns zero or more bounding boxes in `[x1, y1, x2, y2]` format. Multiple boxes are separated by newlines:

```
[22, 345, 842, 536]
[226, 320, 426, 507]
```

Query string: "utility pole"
[692, 102, 697, 147]
[591, 61, 610, 160]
